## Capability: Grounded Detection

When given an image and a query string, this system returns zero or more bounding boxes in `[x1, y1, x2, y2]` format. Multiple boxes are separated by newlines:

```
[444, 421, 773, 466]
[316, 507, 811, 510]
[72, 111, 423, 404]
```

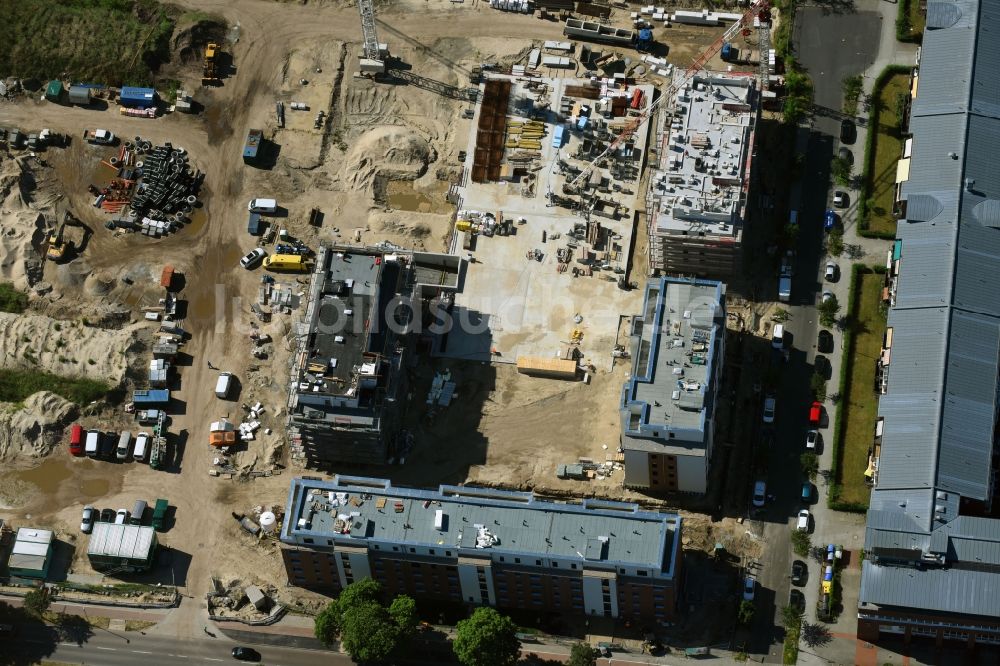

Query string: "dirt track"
[0, 0, 740, 637]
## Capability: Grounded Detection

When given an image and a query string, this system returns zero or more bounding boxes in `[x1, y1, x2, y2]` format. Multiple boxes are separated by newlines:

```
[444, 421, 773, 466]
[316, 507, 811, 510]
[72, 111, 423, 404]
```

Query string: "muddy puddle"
[386, 181, 451, 214]
[0, 456, 112, 511]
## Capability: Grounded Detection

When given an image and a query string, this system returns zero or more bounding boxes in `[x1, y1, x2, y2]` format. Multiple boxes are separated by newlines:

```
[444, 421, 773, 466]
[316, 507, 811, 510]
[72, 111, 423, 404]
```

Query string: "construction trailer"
[67, 85, 92, 105]
[563, 18, 636, 46]
[132, 389, 170, 406]
[516, 356, 578, 380]
[86, 523, 158, 573]
[119, 86, 157, 109]
[7, 528, 53, 580]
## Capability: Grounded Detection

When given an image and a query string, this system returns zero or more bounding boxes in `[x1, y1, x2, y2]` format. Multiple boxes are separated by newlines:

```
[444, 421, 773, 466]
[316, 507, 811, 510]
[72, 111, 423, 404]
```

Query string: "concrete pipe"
[135, 161, 144, 169]
[186, 195, 197, 204]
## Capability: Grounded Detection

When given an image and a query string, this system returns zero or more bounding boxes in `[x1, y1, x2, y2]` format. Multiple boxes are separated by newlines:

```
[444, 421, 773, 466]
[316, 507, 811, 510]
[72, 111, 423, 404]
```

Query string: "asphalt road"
[744, 7, 882, 662]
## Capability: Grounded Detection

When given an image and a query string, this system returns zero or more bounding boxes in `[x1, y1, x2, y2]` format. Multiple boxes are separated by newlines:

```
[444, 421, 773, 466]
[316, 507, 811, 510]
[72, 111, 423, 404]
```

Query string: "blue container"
[119, 86, 157, 108]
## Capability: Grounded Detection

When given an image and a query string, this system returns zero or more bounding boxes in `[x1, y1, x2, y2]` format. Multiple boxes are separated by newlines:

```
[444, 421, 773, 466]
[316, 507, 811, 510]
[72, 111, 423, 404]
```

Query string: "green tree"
[453, 607, 521, 666]
[569, 642, 598, 666]
[800, 452, 819, 480]
[801, 621, 832, 647]
[340, 600, 400, 663]
[388, 595, 418, 639]
[842, 75, 863, 115]
[22, 588, 49, 617]
[827, 228, 844, 257]
[791, 529, 812, 557]
[831, 156, 851, 187]
[809, 372, 827, 401]
[818, 295, 840, 328]
[781, 604, 803, 629]
[314, 602, 341, 647]
[737, 599, 755, 625]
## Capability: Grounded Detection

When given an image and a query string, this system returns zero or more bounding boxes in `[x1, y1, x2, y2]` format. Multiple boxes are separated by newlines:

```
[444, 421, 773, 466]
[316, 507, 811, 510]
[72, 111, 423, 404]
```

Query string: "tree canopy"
[453, 607, 521, 666]
[312, 578, 417, 661]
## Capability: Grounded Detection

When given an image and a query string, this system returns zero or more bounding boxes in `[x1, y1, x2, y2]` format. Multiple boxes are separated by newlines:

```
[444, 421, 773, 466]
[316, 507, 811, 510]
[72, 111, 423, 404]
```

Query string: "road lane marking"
[95, 646, 117, 651]
[131, 650, 153, 654]
[205, 659, 223, 662]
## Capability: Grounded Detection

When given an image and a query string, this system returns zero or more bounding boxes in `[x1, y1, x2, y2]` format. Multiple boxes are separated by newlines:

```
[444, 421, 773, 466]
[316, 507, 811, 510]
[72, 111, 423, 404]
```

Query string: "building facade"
[645, 72, 757, 279]
[620, 277, 725, 493]
[858, 0, 1000, 650]
[280, 476, 683, 623]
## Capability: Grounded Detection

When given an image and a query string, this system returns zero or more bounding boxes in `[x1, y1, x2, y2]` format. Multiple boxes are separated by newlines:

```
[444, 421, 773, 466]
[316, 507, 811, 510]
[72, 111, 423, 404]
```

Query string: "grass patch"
[0, 283, 28, 314]
[125, 619, 157, 632]
[783, 624, 800, 664]
[830, 267, 886, 510]
[1, 0, 176, 86]
[842, 75, 863, 116]
[42, 611, 110, 629]
[859, 67, 911, 238]
[0, 369, 109, 404]
[896, 0, 925, 43]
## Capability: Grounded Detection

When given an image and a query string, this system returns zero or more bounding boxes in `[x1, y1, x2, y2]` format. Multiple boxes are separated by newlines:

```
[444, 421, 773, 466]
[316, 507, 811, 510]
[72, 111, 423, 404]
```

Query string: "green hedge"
[896, 0, 924, 43]
[857, 65, 912, 240]
[827, 264, 886, 513]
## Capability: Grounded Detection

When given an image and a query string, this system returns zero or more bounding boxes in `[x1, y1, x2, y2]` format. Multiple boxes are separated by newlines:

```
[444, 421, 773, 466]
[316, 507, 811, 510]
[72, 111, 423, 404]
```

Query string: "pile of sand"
[343, 126, 434, 192]
[0, 312, 143, 384]
[0, 391, 77, 462]
[0, 156, 48, 289]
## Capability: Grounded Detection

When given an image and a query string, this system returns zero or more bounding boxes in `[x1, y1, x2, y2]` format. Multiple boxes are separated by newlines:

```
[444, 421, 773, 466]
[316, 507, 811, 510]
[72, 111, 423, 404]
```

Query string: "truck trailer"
[243, 129, 263, 164]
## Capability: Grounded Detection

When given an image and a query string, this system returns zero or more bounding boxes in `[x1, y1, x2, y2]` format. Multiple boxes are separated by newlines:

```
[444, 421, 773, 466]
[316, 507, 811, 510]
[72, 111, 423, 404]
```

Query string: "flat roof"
[650, 72, 754, 237]
[87, 523, 156, 560]
[282, 476, 681, 574]
[621, 278, 725, 449]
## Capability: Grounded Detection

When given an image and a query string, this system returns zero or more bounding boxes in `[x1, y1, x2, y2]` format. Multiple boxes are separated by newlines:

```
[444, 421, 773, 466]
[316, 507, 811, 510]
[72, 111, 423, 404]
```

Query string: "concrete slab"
[448, 75, 652, 368]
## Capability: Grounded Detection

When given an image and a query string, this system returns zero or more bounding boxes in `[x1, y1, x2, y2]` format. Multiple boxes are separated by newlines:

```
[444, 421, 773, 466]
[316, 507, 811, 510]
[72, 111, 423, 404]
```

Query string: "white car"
[80, 505, 95, 533]
[752, 481, 766, 507]
[743, 576, 756, 601]
[824, 262, 837, 282]
[822, 291, 834, 304]
[114, 509, 129, 525]
[797, 509, 811, 532]
[762, 396, 776, 424]
[240, 248, 266, 269]
[833, 191, 847, 208]
[806, 430, 820, 450]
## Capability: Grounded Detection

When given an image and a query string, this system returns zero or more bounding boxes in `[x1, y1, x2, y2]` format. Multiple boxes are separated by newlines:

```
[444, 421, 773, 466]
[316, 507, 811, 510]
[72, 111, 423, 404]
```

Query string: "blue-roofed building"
[619, 277, 725, 494]
[858, 0, 1000, 650]
[119, 86, 157, 108]
[280, 475, 684, 622]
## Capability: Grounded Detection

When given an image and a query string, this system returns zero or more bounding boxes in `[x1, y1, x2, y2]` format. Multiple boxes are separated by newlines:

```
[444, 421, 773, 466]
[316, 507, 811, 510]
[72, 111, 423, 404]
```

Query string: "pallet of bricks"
[505, 120, 546, 151]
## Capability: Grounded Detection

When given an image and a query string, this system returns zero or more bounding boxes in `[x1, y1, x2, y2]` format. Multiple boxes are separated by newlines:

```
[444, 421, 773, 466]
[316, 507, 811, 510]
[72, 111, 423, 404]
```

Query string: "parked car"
[68, 424, 84, 456]
[752, 481, 766, 507]
[833, 191, 848, 208]
[809, 401, 823, 426]
[99, 508, 115, 523]
[771, 323, 785, 349]
[791, 560, 807, 587]
[806, 429, 820, 450]
[825, 262, 838, 282]
[762, 396, 776, 424]
[133, 432, 150, 462]
[80, 506, 95, 533]
[114, 509, 129, 525]
[801, 482, 814, 503]
[818, 329, 834, 353]
[838, 146, 853, 165]
[840, 118, 856, 144]
[789, 588, 806, 613]
[797, 509, 811, 532]
[240, 248, 266, 269]
[824, 210, 838, 231]
[815, 355, 832, 380]
[742, 576, 756, 601]
[231, 646, 261, 661]
[822, 291, 834, 304]
[115, 431, 132, 461]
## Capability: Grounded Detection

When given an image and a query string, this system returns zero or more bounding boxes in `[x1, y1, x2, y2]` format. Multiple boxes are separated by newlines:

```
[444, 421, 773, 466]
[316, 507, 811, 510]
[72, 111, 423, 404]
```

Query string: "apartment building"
[646, 72, 757, 279]
[858, 0, 1000, 649]
[620, 277, 725, 494]
[280, 476, 683, 623]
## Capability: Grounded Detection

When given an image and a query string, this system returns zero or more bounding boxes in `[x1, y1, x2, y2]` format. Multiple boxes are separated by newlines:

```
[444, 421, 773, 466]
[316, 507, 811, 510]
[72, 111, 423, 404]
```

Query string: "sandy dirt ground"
[0, 0, 763, 637]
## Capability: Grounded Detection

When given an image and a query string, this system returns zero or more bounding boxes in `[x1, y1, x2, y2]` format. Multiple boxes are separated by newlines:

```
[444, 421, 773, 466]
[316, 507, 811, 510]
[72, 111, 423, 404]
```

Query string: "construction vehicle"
[82, 128, 115, 145]
[566, 2, 771, 191]
[46, 212, 87, 262]
[202, 43, 220, 86]
[355, 0, 386, 75]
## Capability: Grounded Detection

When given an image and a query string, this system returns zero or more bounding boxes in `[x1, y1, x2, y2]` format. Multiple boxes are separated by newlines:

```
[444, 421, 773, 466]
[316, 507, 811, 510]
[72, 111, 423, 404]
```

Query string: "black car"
[838, 146, 853, 165]
[789, 588, 806, 613]
[815, 355, 832, 380]
[840, 118, 856, 144]
[99, 508, 115, 523]
[231, 647, 260, 662]
[791, 560, 807, 586]
[818, 329, 834, 354]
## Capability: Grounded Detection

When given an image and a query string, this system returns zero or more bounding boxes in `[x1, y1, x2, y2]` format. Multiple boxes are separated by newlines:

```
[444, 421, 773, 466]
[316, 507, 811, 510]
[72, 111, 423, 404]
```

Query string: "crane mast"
[357, 0, 385, 74]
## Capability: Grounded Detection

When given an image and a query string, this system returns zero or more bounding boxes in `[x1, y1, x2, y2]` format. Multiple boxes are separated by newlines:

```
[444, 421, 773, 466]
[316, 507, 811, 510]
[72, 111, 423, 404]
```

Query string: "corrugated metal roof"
[860, 561, 1000, 617]
[909, 0, 977, 118]
[969, 0, 1000, 118]
[87, 523, 156, 560]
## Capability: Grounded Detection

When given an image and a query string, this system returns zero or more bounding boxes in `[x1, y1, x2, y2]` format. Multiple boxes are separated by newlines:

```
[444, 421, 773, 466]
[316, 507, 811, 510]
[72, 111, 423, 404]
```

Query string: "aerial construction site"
[0, 0, 783, 656]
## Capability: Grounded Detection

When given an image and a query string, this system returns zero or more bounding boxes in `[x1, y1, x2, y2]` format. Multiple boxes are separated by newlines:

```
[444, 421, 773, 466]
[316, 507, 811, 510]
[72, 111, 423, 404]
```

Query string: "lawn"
[0, 369, 109, 404]
[864, 72, 910, 237]
[0, 0, 175, 86]
[836, 270, 886, 507]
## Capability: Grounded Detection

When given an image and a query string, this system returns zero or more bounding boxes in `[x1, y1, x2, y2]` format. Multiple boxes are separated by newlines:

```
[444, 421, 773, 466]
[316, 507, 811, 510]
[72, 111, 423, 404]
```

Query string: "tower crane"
[356, 0, 386, 75]
[566, 1, 771, 190]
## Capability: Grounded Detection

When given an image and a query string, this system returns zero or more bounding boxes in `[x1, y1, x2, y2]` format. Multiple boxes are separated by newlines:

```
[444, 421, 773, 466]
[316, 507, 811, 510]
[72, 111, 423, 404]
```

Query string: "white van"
[248, 198, 277, 214]
[116, 431, 132, 461]
[771, 324, 785, 349]
[215, 372, 233, 399]
[133, 432, 150, 462]
[85, 430, 100, 457]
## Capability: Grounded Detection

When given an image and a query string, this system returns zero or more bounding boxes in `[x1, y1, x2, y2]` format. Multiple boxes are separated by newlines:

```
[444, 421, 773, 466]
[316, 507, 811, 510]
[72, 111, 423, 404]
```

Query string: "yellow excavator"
[46, 212, 88, 262]
[202, 43, 220, 86]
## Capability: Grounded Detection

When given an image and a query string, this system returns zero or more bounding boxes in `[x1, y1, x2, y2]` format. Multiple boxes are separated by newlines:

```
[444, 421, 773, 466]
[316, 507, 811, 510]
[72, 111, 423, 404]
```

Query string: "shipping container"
[119, 86, 157, 108]
[263, 254, 308, 272]
[516, 356, 578, 380]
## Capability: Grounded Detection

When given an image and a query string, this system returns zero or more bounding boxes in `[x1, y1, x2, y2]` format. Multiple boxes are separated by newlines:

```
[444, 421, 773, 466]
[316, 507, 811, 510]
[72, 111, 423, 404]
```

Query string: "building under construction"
[645, 71, 758, 279]
[288, 246, 460, 467]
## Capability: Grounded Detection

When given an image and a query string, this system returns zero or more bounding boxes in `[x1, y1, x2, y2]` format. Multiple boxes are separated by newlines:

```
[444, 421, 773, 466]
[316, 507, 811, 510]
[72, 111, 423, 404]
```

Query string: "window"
[499, 556, 504, 562]
[445, 551, 452, 556]
[373, 545, 380, 550]
[515, 558, 521, 564]
[536, 560, 542, 566]
[304, 538, 314, 544]
[409, 548, 416, 553]
[392, 546, 399, 552]
[430, 549, 436, 555]
[552, 562, 559, 568]
[570, 563, 577, 570]
[637, 570, 648, 577]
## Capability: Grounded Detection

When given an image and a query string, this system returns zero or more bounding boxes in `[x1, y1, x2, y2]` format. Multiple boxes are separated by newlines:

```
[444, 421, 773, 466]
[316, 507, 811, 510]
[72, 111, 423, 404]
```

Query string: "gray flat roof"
[621, 277, 724, 447]
[282, 476, 680, 573]
[861, 560, 1000, 617]
[87, 523, 156, 560]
